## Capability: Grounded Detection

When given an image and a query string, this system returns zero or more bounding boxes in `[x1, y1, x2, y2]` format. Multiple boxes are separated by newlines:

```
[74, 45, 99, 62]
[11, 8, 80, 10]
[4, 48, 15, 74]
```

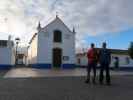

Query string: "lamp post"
[15, 37, 20, 65]
[25, 45, 29, 66]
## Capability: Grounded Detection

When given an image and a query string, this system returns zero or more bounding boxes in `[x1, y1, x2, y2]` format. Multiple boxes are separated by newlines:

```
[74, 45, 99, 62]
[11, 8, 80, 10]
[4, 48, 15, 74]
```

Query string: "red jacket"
[87, 48, 97, 64]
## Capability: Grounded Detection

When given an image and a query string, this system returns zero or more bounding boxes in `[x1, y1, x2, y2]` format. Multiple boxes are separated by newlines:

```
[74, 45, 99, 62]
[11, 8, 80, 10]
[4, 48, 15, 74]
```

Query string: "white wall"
[62, 29, 75, 64]
[76, 55, 88, 66]
[37, 30, 52, 64]
[10, 48, 15, 65]
[111, 54, 133, 67]
[76, 54, 133, 67]
[0, 47, 14, 65]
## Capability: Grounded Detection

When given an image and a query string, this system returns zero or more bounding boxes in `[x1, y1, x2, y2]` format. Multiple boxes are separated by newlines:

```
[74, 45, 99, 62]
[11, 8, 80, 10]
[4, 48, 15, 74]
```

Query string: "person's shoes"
[85, 80, 90, 84]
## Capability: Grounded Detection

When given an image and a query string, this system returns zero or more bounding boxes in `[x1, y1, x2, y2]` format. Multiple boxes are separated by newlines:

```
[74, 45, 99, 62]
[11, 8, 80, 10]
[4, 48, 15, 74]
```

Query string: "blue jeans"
[99, 63, 110, 84]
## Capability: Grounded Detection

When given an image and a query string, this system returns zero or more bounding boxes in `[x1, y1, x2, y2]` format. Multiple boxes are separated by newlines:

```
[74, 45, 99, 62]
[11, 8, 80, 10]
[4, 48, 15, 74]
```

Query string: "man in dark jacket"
[99, 42, 111, 85]
[85, 43, 98, 84]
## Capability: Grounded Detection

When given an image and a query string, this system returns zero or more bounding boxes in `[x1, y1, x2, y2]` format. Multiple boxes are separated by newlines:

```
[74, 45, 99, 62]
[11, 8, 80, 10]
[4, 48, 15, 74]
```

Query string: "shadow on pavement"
[0, 70, 9, 78]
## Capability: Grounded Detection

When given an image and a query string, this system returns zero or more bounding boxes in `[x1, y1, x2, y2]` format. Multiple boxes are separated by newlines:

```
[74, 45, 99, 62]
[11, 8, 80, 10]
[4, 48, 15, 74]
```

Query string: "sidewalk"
[3, 67, 133, 78]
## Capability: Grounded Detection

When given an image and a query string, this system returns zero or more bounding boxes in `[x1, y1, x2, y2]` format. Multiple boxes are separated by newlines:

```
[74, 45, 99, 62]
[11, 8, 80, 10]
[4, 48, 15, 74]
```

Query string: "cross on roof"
[56, 12, 59, 18]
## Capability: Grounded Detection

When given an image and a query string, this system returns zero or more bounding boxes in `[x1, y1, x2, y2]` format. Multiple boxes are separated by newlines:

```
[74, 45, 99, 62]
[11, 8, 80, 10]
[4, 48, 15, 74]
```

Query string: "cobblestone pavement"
[3, 67, 133, 78]
[0, 76, 133, 100]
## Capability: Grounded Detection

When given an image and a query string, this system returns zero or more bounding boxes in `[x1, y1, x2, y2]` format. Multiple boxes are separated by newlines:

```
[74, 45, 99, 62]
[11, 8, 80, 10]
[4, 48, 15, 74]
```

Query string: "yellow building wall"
[28, 35, 38, 64]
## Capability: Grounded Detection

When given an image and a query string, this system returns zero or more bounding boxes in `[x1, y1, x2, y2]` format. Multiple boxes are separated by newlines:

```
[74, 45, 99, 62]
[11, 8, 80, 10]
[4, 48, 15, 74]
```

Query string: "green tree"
[128, 42, 133, 59]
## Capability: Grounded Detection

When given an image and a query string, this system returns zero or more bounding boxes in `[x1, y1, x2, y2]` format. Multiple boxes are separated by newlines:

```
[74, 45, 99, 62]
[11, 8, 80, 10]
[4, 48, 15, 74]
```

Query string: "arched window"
[53, 30, 62, 43]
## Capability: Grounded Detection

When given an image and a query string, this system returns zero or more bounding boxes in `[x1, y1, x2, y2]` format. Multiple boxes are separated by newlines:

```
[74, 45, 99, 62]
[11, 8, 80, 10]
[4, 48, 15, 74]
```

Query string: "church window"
[53, 30, 62, 43]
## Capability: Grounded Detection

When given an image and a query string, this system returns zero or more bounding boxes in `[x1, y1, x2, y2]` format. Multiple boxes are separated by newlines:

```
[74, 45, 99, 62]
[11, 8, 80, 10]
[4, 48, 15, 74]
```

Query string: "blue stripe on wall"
[0, 64, 13, 69]
[119, 67, 133, 71]
[31, 64, 52, 69]
[31, 63, 75, 69]
[77, 65, 133, 71]
[62, 64, 75, 69]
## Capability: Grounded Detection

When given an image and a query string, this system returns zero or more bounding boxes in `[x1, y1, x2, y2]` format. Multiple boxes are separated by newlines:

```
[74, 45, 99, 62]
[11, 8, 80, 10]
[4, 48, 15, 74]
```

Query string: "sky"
[84, 28, 133, 49]
[0, 0, 133, 50]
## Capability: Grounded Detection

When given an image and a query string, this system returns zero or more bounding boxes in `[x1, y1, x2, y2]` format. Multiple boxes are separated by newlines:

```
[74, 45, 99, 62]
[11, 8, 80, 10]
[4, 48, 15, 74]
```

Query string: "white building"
[28, 16, 75, 69]
[76, 49, 133, 69]
[0, 36, 15, 69]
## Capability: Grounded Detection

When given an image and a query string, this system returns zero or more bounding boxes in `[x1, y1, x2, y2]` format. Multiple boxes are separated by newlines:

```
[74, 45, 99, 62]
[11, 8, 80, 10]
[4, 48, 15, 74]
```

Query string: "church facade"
[27, 16, 75, 69]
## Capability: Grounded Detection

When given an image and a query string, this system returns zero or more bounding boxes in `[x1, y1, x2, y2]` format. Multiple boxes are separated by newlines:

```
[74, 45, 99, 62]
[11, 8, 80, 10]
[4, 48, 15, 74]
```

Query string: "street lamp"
[15, 37, 20, 65]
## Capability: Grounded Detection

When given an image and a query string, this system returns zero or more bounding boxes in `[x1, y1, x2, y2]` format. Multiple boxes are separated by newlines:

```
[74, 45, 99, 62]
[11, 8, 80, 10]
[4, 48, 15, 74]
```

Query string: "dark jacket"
[99, 48, 111, 64]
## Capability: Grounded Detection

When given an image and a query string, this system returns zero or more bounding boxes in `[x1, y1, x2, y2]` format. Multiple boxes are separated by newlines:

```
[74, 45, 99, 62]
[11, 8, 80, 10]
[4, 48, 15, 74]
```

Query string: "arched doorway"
[53, 48, 62, 68]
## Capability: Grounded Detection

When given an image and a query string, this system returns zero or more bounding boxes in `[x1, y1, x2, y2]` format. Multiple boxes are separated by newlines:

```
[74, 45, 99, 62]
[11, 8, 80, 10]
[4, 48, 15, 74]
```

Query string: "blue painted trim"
[62, 64, 75, 69]
[76, 65, 86, 68]
[76, 65, 133, 71]
[119, 67, 133, 71]
[31, 63, 52, 69]
[0, 64, 13, 69]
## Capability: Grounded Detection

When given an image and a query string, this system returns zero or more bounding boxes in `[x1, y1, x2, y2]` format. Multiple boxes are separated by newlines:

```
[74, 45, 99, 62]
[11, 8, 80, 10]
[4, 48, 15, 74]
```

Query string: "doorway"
[53, 48, 62, 68]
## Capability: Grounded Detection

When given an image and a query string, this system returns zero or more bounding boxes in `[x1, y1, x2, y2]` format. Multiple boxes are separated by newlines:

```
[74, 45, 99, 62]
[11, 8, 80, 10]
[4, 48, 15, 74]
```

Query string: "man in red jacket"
[85, 43, 98, 84]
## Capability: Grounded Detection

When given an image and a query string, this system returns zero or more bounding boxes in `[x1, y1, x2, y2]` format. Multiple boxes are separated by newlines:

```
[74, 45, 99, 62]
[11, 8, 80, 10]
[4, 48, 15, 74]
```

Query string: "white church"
[27, 16, 75, 69]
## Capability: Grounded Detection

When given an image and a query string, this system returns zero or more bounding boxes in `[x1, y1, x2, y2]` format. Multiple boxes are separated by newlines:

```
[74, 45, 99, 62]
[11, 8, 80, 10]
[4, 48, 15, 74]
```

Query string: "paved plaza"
[0, 67, 132, 100]
[3, 67, 133, 78]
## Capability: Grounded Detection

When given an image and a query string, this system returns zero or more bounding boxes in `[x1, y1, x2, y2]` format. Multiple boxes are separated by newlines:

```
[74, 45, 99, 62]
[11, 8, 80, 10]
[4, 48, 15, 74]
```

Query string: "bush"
[128, 42, 133, 59]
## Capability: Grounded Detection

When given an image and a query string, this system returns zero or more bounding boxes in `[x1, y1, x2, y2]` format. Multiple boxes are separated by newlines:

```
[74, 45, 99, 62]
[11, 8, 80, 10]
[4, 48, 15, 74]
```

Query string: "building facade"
[0, 36, 15, 69]
[28, 16, 75, 69]
[76, 49, 133, 69]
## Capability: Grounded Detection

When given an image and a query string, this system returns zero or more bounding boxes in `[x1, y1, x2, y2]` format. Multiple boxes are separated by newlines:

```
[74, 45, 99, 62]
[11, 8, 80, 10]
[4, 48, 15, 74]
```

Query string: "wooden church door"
[53, 48, 62, 68]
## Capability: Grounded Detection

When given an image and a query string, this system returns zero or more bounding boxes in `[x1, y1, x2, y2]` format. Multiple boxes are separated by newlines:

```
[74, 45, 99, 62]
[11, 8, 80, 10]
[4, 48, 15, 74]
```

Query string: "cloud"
[0, 0, 51, 45]
[0, 0, 133, 48]
[51, 0, 133, 48]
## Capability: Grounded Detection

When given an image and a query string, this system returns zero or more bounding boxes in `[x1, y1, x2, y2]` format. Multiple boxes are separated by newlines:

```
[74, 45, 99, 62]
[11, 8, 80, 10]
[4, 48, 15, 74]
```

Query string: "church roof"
[29, 16, 75, 45]
[29, 33, 37, 44]
[42, 16, 74, 33]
